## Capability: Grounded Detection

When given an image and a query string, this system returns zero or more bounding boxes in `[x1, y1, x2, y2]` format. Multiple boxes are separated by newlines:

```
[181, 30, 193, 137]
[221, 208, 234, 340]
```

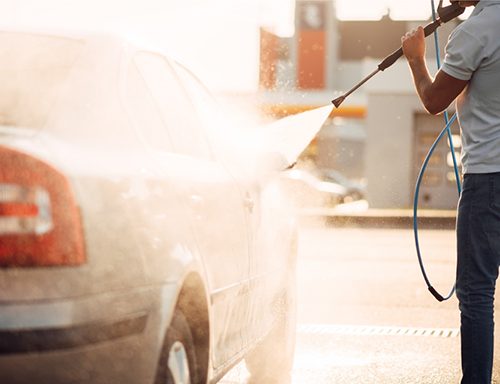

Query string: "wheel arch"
[175, 272, 210, 384]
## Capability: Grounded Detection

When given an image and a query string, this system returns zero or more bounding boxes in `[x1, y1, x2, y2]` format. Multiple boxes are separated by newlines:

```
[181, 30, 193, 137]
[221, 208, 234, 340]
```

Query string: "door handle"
[244, 192, 254, 214]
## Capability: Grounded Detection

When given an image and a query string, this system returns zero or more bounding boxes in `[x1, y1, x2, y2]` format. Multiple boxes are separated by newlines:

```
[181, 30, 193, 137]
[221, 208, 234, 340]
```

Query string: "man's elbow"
[421, 79, 463, 116]
[424, 103, 446, 116]
[422, 92, 448, 115]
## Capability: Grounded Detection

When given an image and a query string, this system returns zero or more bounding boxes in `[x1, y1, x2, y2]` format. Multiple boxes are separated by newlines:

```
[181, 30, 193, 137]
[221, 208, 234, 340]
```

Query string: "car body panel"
[0, 284, 175, 384]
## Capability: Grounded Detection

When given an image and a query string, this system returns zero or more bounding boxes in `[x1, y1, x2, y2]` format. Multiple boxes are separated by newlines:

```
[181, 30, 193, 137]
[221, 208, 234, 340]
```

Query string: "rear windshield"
[0, 32, 84, 129]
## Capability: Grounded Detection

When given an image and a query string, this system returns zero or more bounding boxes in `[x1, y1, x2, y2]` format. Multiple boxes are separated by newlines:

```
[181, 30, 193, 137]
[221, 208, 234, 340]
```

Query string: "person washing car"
[401, 1, 500, 383]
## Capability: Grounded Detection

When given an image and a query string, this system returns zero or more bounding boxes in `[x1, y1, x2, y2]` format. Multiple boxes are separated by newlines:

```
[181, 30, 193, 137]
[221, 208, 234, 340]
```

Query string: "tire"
[155, 310, 198, 384]
[245, 272, 297, 380]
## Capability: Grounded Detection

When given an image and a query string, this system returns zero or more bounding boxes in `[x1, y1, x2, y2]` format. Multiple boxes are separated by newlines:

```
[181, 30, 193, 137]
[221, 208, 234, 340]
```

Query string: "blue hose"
[413, 114, 458, 301]
[413, 0, 462, 302]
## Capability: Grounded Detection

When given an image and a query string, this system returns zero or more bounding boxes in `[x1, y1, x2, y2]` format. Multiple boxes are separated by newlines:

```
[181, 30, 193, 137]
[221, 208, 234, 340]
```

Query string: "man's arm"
[402, 25, 469, 115]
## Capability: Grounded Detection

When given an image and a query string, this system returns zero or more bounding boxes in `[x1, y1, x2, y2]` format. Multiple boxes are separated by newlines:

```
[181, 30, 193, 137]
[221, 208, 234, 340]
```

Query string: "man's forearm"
[407, 57, 437, 114]
[402, 25, 468, 115]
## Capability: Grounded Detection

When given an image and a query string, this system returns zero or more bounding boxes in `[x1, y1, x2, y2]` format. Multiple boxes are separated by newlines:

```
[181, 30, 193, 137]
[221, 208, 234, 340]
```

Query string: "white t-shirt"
[441, 0, 500, 174]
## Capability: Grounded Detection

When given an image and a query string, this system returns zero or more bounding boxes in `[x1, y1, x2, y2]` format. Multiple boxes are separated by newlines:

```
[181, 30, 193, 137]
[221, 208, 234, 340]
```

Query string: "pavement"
[221, 225, 467, 384]
[294, 200, 457, 230]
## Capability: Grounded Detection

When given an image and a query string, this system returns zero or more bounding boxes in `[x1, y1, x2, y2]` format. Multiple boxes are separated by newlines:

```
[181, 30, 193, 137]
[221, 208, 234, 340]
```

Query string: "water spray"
[331, 0, 465, 108]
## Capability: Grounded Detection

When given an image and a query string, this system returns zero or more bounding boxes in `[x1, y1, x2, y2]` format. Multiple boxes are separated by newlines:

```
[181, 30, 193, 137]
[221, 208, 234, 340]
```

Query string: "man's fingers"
[402, 29, 414, 42]
[402, 26, 425, 45]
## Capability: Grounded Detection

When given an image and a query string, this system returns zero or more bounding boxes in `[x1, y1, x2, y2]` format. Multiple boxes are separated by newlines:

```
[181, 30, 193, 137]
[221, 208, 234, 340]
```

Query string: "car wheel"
[245, 273, 297, 380]
[155, 310, 198, 384]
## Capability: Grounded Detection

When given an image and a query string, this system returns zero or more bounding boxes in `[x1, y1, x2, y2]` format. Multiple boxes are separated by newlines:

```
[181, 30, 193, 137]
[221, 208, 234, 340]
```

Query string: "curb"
[294, 205, 457, 230]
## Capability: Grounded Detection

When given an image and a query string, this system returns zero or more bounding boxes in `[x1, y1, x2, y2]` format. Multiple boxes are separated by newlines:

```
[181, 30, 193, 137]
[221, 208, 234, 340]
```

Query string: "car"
[276, 169, 348, 208]
[311, 168, 367, 202]
[0, 26, 332, 384]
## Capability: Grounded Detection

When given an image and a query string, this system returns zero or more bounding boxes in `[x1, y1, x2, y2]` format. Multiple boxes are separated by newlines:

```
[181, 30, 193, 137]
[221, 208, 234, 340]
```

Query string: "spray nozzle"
[332, 96, 345, 109]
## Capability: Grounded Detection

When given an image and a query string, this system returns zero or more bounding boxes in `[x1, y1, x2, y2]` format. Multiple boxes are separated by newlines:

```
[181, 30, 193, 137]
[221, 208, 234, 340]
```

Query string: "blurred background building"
[258, 0, 462, 210]
[1, 0, 464, 209]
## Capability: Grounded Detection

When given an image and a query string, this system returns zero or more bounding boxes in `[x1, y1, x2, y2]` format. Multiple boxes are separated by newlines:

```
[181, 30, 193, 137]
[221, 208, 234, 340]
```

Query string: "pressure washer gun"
[331, 0, 465, 108]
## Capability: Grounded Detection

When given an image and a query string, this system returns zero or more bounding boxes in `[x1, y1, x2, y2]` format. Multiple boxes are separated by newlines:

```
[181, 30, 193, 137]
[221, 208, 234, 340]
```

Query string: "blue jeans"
[457, 173, 500, 384]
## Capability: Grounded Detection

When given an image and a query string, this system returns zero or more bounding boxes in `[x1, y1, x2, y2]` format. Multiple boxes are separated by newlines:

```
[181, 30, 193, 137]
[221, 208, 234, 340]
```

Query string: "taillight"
[0, 146, 86, 267]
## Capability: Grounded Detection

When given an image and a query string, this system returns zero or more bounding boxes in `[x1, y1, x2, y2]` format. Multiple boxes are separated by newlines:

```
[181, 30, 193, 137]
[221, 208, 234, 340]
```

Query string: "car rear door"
[128, 52, 252, 367]
[170, 62, 290, 344]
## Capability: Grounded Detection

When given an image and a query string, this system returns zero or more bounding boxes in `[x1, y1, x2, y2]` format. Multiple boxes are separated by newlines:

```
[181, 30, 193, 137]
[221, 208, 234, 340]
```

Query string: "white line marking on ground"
[297, 324, 459, 338]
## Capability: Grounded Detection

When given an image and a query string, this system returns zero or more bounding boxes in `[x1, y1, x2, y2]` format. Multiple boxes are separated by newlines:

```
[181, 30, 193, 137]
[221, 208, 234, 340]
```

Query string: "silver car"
[0, 26, 331, 384]
[277, 169, 348, 208]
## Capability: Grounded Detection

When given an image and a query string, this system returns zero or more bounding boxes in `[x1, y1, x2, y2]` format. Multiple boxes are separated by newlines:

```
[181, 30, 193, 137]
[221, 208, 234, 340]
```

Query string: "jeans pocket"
[490, 174, 500, 213]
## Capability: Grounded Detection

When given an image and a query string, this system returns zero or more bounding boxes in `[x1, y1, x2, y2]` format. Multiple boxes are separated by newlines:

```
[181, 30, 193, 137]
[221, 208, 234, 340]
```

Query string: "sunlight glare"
[336, 0, 474, 20]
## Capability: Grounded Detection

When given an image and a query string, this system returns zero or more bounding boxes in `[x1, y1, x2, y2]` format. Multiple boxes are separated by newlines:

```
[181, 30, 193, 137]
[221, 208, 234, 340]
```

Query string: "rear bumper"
[0, 311, 148, 354]
[0, 283, 177, 384]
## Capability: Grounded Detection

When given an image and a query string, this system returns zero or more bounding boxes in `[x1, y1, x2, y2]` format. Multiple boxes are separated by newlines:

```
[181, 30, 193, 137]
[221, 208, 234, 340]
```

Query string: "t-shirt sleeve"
[441, 25, 486, 81]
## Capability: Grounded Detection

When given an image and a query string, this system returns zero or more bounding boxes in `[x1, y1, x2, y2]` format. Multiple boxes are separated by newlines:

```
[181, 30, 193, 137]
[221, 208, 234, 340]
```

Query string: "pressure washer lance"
[331, 0, 465, 108]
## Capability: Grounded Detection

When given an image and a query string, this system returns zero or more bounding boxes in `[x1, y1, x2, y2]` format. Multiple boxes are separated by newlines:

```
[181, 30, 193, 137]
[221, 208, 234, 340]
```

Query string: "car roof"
[2, 24, 123, 46]
[0, 24, 170, 59]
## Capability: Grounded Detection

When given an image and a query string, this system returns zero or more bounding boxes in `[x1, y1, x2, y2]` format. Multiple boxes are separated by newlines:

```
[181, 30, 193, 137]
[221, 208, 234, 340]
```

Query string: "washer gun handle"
[332, 0, 465, 108]
[378, 1, 465, 71]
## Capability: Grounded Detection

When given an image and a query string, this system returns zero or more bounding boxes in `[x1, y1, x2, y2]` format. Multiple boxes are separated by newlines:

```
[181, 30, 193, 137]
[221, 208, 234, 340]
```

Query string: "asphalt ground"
[294, 201, 457, 230]
[220, 219, 500, 384]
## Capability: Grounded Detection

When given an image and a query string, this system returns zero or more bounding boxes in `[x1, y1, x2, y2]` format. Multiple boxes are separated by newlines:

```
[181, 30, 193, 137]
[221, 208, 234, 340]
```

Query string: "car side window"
[132, 52, 214, 161]
[173, 62, 224, 130]
[173, 61, 246, 167]
[125, 62, 174, 153]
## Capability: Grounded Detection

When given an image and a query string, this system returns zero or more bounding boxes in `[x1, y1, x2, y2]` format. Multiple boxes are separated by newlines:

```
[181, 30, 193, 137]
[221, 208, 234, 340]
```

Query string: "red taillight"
[0, 201, 39, 217]
[0, 146, 86, 267]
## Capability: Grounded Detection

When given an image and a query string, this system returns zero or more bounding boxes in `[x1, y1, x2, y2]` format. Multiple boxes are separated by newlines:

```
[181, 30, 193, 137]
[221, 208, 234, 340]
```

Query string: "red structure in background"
[259, 1, 327, 91]
[297, 1, 326, 90]
[297, 29, 325, 89]
[257, 0, 367, 119]
[259, 28, 278, 90]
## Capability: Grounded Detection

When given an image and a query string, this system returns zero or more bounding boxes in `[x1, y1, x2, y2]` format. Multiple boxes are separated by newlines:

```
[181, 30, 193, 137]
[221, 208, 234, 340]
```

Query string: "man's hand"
[401, 25, 468, 115]
[401, 26, 426, 63]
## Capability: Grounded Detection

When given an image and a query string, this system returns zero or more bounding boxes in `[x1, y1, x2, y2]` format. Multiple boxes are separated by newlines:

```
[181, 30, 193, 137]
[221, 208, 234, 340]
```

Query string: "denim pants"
[457, 173, 500, 384]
